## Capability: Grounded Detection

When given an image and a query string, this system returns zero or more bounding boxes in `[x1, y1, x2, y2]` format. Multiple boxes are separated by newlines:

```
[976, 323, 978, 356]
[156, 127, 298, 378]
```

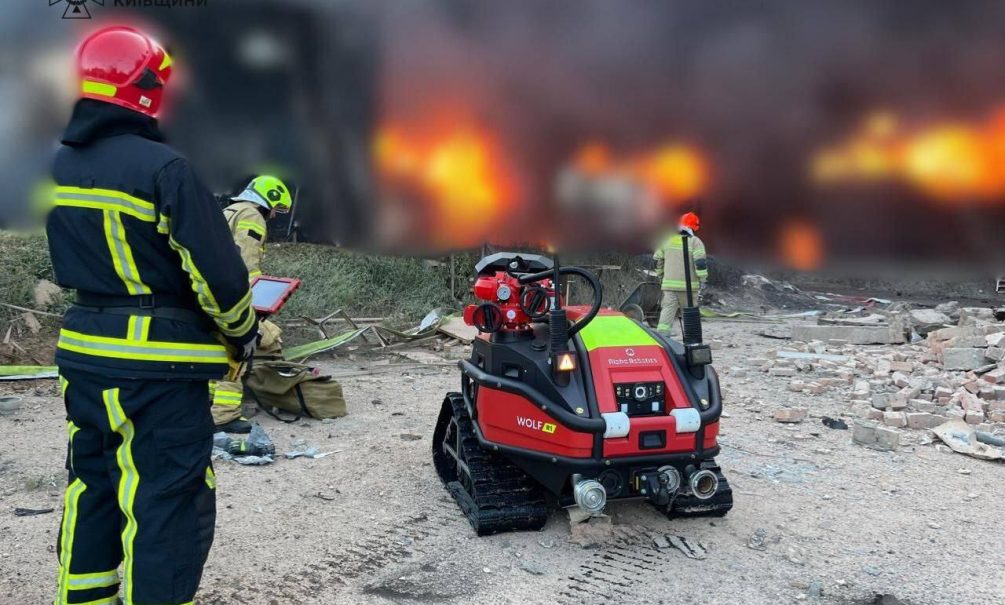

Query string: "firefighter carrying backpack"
[245, 360, 347, 422]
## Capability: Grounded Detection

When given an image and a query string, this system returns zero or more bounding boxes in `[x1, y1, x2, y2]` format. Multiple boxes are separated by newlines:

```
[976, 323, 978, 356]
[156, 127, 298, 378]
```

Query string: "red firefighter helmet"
[680, 211, 700, 232]
[77, 26, 173, 117]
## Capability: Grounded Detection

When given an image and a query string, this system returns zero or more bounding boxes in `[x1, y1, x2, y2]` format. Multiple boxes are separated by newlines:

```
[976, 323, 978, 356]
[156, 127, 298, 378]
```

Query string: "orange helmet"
[77, 26, 173, 117]
[680, 211, 700, 232]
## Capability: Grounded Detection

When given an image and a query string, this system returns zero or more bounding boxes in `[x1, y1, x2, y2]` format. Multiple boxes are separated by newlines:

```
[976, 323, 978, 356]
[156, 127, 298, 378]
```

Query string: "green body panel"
[577, 314, 658, 351]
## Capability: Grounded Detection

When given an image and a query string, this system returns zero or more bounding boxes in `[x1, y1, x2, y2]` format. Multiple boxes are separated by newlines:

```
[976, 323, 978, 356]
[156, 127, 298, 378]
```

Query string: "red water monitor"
[463, 253, 556, 334]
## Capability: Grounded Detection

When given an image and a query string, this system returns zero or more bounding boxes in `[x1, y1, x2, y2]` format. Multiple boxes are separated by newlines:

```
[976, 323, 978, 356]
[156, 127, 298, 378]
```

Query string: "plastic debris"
[0, 366, 58, 381]
[213, 425, 276, 465]
[931, 421, 1004, 461]
[821, 417, 849, 430]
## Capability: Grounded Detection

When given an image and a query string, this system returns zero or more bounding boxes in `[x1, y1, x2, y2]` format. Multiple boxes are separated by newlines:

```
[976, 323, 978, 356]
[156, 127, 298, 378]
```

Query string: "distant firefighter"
[653, 212, 707, 336]
[210, 175, 293, 433]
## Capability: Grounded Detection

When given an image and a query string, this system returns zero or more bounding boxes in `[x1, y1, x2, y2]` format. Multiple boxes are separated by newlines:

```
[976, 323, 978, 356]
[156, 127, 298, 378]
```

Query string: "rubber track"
[434, 392, 548, 535]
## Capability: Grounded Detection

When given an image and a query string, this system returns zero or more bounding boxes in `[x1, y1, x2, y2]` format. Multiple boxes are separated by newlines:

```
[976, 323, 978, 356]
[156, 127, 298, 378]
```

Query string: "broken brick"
[883, 411, 907, 428]
[774, 408, 808, 423]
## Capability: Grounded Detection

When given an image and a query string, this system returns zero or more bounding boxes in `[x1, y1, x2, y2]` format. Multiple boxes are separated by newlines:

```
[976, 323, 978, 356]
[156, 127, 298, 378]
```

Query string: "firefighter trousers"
[657, 290, 692, 336]
[54, 369, 216, 605]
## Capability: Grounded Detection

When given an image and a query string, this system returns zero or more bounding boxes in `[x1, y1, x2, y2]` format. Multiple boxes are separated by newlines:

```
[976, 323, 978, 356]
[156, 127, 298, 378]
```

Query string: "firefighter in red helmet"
[48, 26, 258, 604]
[653, 211, 708, 335]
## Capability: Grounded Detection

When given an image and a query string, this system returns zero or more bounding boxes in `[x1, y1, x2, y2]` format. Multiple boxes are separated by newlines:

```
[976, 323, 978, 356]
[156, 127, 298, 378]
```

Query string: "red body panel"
[703, 421, 720, 449]
[473, 309, 719, 460]
[588, 344, 701, 457]
[477, 388, 594, 458]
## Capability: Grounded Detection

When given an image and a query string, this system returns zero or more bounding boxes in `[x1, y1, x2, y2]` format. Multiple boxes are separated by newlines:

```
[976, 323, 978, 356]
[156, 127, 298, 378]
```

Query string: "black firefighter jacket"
[46, 100, 257, 380]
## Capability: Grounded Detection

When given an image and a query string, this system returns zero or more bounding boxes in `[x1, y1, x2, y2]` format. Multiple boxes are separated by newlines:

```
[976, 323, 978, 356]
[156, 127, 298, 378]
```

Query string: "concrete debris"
[852, 419, 901, 451]
[908, 309, 951, 335]
[941, 348, 989, 371]
[519, 560, 547, 576]
[882, 411, 907, 428]
[791, 324, 904, 345]
[754, 308, 1005, 451]
[0, 396, 23, 414]
[776, 350, 849, 362]
[568, 511, 613, 547]
[774, 408, 808, 423]
[958, 307, 996, 326]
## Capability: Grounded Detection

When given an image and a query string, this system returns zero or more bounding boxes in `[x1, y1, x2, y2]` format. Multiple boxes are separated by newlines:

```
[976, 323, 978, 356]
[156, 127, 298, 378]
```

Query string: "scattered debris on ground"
[752, 300, 1005, 461]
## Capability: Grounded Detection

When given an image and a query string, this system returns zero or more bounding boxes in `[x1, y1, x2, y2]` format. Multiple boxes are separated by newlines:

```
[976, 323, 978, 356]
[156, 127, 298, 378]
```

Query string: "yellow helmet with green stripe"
[234, 175, 293, 213]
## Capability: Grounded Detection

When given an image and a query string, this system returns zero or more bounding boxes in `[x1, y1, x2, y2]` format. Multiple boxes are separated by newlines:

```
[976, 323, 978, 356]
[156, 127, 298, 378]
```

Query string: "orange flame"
[375, 123, 514, 246]
[633, 144, 710, 202]
[812, 108, 1005, 203]
[778, 220, 825, 271]
[567, 141, 711, 205]
[572, 141, 614, 175]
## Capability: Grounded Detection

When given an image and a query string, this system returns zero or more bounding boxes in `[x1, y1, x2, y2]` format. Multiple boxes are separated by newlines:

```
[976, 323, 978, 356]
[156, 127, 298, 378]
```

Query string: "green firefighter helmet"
[234, 175, 293, 213]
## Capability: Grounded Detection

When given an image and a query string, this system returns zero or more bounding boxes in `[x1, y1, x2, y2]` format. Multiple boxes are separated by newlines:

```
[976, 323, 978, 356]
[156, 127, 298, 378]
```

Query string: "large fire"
[376, 122, 712, 248]
[375, 124, 516, 247]
[812, 108, 1005, 202]
[570, 141, 711, 205]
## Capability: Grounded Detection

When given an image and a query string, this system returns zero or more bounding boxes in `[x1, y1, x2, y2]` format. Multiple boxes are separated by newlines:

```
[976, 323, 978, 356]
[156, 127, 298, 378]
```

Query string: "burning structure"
[1, 0, 1003, 274]
[371, 0, 1005, 273]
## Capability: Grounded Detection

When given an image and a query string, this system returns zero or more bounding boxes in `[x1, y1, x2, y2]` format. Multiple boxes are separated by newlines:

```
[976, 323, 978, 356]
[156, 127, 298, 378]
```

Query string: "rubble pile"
[754, 303, 1005, 454]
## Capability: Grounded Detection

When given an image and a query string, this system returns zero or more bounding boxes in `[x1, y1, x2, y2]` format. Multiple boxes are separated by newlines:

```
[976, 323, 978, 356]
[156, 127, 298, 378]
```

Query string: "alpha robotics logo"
[49, 0, 104, 19]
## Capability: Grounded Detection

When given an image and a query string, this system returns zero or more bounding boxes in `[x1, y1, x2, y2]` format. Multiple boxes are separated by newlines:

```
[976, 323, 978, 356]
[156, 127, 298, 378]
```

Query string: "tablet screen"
[251, 277, 299, 313]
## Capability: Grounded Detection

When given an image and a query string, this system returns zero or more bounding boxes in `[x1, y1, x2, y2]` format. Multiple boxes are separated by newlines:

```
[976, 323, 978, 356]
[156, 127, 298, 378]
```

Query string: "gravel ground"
[2, 319, 1003, 605]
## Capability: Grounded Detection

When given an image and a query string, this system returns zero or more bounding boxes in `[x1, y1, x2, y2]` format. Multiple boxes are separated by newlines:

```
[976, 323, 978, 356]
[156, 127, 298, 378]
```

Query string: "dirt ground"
[2, 318, 1003, 605]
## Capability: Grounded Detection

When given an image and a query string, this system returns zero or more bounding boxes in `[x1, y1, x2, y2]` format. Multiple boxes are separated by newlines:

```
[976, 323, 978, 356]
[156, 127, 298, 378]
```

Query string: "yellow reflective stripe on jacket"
[55, 479, 87, 603]
[167, 231, 222, 313]
[53, 187, 156, 222]
[664, 234, 685, 250]
[164, 215, 249, 320]
[248, 270, 262, 280]
[126, 316, 151, 342]
[58, 329, 228, 364]
[205, 466, 217, 490]
[165, 218, 255, 337]
[103, 210, 151, 296]
[238, 220, 266, 237]
[66, 569, 120, 591]
[103, 388, 139, 604]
